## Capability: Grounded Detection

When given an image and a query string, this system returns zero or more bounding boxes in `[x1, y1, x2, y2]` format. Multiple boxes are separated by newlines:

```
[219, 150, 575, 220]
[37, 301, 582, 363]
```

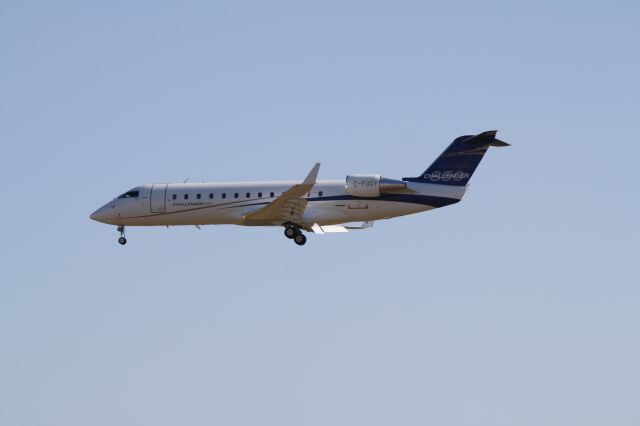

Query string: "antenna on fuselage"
[183, 177, 190, 183]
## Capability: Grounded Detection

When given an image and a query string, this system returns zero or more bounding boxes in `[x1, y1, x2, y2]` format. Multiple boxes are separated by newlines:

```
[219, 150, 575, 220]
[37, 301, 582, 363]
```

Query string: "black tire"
[293, 233, 306, 246]
[118, 237, 127, 245]
[284, 227, 296, 239]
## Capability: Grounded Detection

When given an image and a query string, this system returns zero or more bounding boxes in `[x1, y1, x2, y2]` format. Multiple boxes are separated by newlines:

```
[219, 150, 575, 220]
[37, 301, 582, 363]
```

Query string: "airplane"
[90, 130, 509, 246]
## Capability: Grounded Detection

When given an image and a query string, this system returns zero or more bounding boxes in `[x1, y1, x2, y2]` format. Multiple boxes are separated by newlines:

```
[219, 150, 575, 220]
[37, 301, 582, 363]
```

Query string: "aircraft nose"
[90, 208, 102, 222]
[90, 205, 112, 223]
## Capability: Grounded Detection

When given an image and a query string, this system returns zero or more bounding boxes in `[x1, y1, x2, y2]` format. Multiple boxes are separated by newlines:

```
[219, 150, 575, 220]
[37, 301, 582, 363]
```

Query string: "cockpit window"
[118, 190, 139, 199]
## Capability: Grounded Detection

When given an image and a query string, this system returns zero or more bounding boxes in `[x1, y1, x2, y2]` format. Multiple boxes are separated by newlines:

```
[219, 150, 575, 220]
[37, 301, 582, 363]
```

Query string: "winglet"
[302, 163, 321, 185]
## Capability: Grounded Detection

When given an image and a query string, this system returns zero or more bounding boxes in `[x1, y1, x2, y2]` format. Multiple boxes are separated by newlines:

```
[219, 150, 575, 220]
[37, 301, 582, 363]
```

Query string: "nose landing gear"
[117, 225, 127, 245]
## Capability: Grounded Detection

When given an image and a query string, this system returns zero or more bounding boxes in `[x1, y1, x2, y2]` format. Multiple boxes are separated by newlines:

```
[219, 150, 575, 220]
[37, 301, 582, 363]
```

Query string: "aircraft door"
[150, 184, 168, 213]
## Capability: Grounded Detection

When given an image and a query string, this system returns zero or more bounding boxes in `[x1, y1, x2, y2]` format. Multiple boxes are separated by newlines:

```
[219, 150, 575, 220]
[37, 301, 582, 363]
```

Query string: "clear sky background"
[1, 1, 639, 425]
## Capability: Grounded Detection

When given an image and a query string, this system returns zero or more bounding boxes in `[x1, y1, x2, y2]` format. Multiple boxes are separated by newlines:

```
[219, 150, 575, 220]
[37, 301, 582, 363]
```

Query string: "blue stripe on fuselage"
[310, 194, 460, 208]
[230, 194, 460, 209]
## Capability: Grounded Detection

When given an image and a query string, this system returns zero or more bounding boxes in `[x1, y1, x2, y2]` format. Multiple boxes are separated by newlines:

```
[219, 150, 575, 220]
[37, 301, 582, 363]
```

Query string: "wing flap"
[311, 221, 374, 234]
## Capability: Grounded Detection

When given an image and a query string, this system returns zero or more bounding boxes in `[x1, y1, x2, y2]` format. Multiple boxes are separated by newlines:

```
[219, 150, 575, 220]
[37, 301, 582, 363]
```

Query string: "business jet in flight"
[90, 130, 508, 246]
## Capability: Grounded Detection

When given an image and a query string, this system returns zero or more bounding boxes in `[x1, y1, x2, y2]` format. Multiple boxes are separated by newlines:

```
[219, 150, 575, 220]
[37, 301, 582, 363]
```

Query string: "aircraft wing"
[311, 221, 374, 234]
[242, 163, 320, 226]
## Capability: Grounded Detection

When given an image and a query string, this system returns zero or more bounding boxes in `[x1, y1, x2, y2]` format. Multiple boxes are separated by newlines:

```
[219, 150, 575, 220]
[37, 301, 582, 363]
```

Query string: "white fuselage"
[90, 179, 465, 228]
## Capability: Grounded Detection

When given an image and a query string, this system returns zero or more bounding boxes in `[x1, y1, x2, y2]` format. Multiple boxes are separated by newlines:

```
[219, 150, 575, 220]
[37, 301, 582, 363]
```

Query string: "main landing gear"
[117, 225, 127, 245]
[284, 224, 307, 246]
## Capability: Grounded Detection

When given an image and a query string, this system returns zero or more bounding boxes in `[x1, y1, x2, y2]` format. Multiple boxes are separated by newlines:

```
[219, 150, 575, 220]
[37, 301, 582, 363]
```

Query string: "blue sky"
[1, 1, 639, 425]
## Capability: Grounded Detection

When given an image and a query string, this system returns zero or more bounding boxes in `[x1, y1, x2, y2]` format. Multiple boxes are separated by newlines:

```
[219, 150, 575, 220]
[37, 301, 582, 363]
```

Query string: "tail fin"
[403, 130, 509, 186]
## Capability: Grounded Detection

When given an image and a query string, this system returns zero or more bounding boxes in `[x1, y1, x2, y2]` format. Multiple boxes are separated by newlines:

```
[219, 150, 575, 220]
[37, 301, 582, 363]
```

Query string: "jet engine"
[345, 174, 408, 197]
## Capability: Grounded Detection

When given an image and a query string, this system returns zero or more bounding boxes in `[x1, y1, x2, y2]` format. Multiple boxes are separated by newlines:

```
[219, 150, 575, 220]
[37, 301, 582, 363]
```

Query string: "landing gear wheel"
[284, 226, 297, 239]
[293, 233, 307, 246]
[117, 225, 126, 245]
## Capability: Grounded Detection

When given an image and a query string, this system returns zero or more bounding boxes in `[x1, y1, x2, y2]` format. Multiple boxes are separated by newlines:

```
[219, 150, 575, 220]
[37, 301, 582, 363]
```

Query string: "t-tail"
[403, 130, 509, 186]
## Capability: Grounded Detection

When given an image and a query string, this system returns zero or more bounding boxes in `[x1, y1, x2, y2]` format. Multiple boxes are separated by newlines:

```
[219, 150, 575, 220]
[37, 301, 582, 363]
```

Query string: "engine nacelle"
[345, 174, 407, 197]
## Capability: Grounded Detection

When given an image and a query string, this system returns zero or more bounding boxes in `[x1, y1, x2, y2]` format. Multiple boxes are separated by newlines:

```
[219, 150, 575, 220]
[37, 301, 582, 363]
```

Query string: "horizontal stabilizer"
[466, 130, 510, 147]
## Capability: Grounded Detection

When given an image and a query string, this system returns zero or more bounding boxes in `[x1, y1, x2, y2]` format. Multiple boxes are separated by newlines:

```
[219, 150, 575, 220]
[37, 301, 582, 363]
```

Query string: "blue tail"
[403, 130, 509, 186]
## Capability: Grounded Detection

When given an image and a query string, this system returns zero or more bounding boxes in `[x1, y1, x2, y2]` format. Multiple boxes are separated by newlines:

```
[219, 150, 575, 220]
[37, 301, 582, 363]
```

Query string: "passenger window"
[222, 193, 226, 199]
[246, 192, 250, 198]
[319, 191, 323, 196]
[197, 193, 201, 199]
[209, 193, 213, 199]
[258, 192, 262, 198]
[234, 193, 238, 198]
[184, 194, 189, 200]
[172, 194, 177, 200]
[270, 192, 274, 197]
